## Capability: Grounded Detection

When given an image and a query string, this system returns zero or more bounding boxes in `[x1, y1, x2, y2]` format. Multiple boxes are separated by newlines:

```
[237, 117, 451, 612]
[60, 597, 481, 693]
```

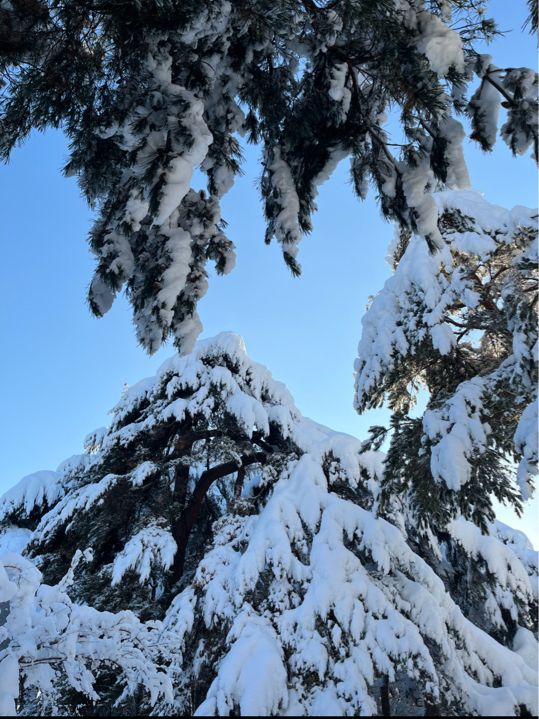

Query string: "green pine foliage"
[0, 2, 537, 715]
[355, 191, 538, 533]
[1, 334, 537, 715]
[1, 0, 536, 353]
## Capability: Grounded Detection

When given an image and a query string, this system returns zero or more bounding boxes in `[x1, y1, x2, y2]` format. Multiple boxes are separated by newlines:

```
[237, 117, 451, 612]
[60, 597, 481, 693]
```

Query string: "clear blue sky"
[1, 1, 537, 542]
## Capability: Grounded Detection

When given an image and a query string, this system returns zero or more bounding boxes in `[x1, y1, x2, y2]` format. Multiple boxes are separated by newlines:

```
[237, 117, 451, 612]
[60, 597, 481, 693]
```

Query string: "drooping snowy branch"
[0, 548, 171, 715]
[355, 190, 537, 527]
[3, 0, 532, 353]
[470, 61, 538, 161]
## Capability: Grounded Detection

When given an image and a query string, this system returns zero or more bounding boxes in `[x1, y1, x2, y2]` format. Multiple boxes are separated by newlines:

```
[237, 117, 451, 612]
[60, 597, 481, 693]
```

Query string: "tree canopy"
[1, 333, 537, 715]
[1, 0, 536, 352]
[0, 2, 537, 716]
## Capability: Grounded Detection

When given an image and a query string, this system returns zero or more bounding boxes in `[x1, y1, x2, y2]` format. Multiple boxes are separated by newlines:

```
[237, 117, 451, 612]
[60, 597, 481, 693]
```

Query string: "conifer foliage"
[0, 0, 537, 352]
[0, 1, 538, 716]
[355, 190, 538, 531]
[1, 334, 537, 716]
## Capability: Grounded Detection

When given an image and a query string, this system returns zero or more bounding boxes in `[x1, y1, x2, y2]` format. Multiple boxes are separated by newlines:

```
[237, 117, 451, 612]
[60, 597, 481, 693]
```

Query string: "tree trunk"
[381, 675, 391, 717]
[170, 452, 266, 582]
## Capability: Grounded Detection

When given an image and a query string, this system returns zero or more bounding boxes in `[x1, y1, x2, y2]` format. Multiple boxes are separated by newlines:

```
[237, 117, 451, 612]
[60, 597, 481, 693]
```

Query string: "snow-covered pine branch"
[469, 59, 538, 161]
[1, 0, 535, 353]
[0, 544, 171, 716]
[355, 190, 538, 529]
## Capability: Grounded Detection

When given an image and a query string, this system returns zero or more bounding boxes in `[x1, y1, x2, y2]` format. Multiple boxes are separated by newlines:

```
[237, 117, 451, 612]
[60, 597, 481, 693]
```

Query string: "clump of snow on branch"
[415, 11, 464, 76]
[264, 148, 304, 268]
[112, 526, 177, 585]
[0, 471, 63, 522]
[35, 472, 124, 542]
[448, 517, 534, 600]
[514, 400, 538, 500]
[469, 61, 538, 161]
[491, 521, 539, 597]
[468, 61, 503, 150]
[423, 378, 488, 490]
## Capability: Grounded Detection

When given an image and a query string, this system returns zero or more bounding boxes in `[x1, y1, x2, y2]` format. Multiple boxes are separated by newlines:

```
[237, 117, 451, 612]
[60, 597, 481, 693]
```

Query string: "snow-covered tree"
[355, 190, 538, 532]
[0, 334, 302, 617]
[0, 0, 536, 352]
[1, 3, 537, 715]
[1, 333, 537, 716]
[353, 189, 538, 712]
[0, 536, 171, 716]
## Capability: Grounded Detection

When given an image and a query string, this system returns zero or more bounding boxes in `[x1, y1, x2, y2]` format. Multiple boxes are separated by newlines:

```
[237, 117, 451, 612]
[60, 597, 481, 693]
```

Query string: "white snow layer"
[0, 471, 63, 522]
[268, 148, 303, 259]
[112, 526, 177, 585]
[449, 517, 534, 599]
[469, 65, 503, 149]
[514, 400, 538, 500]
[152, 91, 213, 226]
[424, 378, 488, 490]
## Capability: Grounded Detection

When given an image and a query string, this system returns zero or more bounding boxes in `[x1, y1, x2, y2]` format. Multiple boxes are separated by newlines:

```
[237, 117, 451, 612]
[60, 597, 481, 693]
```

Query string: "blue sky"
[0, 0, 537, 542]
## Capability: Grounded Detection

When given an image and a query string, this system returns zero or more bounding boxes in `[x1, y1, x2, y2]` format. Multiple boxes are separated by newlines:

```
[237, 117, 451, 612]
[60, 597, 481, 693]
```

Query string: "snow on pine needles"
[0, 331, 537, 715]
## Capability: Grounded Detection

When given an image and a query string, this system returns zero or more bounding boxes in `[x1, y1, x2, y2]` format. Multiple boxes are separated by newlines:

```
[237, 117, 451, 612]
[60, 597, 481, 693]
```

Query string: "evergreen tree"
[354, 190, 538, 717]
[0, 0, 536, 352]
[1, 2, 537, 716]
[1, 334, 300, 617]
[1, 334, 537, 715]
[355, 190, 538, 532]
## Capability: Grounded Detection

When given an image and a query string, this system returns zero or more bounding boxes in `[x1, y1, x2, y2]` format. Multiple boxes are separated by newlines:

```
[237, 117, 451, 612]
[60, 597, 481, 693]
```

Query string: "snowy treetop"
[95, 332, 382, 489]
[111, 333, 298, 437]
